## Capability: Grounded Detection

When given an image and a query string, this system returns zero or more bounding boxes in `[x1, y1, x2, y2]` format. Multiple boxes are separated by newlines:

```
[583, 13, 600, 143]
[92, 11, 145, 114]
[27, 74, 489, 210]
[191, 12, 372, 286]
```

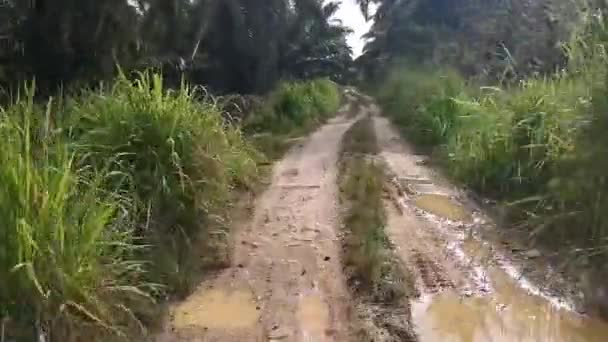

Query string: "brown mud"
[372, 113, 608, 342]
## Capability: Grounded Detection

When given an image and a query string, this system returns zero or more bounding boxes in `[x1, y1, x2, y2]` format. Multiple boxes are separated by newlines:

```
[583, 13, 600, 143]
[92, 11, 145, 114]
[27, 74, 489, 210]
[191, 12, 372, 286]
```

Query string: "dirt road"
[159, 111, 359, 341]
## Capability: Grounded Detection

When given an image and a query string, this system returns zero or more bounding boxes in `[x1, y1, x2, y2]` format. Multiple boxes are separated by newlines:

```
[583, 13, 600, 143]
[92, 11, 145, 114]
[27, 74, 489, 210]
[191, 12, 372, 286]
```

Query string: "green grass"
[0, 88, 154, 341]
[377, 67, 466, 147]
[65, 72, 261, 296]
[244, 78, 341, 159]
[339, 117, 407, 301]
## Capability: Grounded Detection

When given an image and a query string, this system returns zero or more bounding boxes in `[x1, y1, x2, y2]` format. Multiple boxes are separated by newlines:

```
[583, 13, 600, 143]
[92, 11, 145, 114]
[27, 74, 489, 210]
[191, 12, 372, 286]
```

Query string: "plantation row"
[377, 65, 607, 256]
[0, 73, 340, 341]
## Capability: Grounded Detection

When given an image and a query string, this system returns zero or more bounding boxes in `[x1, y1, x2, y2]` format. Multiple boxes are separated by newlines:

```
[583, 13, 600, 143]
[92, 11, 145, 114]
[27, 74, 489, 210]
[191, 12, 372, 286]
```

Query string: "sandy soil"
[158, 113, 359, 342]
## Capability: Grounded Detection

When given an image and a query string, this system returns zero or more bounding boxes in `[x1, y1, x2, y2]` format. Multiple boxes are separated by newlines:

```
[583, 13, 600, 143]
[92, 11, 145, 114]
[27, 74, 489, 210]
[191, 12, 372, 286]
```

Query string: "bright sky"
[331, 0, 375, 57]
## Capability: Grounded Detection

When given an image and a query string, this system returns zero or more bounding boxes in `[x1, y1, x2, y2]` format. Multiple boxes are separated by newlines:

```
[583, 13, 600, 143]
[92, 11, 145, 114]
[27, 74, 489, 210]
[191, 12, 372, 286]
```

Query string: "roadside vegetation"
[243, 78, 341, 159]
[374, 9, 608, 262]
[338, 117, 416, 340]
[0, 72, 341, 340]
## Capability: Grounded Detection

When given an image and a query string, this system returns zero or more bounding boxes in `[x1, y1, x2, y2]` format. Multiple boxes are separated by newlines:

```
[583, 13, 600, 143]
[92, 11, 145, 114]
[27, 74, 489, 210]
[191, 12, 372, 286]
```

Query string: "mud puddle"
[172, 288, 260, 330]
[409, 193, 608, 341]
[372, 114, 608, 342]
[297, 294, 331, 339]
[413, 194, 471, 223]
[412, 268, 608, 342]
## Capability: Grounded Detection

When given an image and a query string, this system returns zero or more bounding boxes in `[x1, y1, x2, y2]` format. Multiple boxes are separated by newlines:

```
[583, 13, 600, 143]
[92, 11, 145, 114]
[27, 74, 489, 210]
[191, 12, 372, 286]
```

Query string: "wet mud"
[373, 115, 608, 342]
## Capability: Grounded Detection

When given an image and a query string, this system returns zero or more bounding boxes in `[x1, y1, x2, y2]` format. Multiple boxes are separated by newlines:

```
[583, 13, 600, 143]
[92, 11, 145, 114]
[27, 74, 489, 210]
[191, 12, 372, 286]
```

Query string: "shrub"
[377, 67, 466, 147]
[244, 78, 340, 136]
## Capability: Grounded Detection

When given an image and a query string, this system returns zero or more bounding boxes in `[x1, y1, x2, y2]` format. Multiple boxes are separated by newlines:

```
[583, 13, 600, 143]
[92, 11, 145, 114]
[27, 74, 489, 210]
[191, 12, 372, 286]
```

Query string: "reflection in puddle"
[172, 289, 259, 329]
[412, 268, 608, 342]
[414, 194, 471, 222]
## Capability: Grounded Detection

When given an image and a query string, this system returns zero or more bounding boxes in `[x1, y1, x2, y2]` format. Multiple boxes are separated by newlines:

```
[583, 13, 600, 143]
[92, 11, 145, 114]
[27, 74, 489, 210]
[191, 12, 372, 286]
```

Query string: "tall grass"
[244, 78, 341, 158]
[375, 63, 608, 252]
[65, 72, 260, 296]
[0, 89, 153, 340]
[377, 68, 466, 147]
[446, 77, 587, 197]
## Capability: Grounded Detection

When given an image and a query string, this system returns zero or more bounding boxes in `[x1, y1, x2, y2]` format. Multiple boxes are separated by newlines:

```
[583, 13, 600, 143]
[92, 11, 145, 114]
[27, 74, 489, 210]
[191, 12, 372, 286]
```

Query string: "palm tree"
[0, 0, 354, 94]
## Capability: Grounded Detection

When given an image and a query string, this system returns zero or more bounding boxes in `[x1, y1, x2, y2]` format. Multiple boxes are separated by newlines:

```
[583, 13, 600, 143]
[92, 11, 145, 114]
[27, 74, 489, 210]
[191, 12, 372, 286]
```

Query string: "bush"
[244, 78, 340, 137]
[445, 77, 586, 197]
[0, 91, 152, 340]
[377, 67, 466, 147]
[66, 72, 260, 295]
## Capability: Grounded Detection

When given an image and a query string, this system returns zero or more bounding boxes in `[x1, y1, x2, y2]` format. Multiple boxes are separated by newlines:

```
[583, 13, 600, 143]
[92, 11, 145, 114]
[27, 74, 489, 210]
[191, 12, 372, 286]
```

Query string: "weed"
[377, 67, 466, 147]
[0, 88, 154, 341]
[339, 117, 405, 300]
[65, 72, 260, 296]
[244, 78, 340, 159]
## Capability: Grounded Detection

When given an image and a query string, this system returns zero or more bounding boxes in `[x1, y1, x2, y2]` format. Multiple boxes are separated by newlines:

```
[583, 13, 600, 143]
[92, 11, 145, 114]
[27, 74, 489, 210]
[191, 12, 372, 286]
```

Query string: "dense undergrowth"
[243, 78, 341, 159]
[0, 73, 340, 340]
[376, 61, 608, 256]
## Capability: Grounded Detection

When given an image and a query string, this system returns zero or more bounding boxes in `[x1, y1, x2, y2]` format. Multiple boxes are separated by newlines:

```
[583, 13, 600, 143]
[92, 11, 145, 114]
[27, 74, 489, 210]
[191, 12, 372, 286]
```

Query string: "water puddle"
[298, 294, 330, 338]
[414, 194, 471, 222]
[412, 267, 608, 342]
[172, 288, 260, 330]
[407, 190, 608, 341]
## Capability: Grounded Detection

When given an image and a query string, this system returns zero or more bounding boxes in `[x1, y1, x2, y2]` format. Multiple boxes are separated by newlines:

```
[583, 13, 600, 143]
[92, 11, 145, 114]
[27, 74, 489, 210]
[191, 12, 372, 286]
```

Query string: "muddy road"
[158, 109, 361, 342]
[373, 114, 608, 342]
[159, 98, 608, 342]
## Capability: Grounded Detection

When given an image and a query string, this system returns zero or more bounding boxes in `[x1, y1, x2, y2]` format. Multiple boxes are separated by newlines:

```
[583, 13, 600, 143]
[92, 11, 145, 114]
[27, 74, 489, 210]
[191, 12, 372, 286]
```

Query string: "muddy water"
[172, 289, 259, 330]
[414, 194, 471, 222]
[412, 270, 608, 342]
[297, 294, 330, 339]
[410, 195, 608, 342]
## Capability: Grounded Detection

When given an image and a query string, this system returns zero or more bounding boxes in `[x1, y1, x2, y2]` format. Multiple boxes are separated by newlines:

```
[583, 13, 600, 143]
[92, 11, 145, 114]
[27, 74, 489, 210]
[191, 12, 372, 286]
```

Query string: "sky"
[331, 0, 375, 57]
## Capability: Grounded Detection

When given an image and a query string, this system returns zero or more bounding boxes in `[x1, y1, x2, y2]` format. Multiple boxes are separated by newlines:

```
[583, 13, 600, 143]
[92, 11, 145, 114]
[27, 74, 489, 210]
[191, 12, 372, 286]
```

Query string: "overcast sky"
[331, 0, 374, 57]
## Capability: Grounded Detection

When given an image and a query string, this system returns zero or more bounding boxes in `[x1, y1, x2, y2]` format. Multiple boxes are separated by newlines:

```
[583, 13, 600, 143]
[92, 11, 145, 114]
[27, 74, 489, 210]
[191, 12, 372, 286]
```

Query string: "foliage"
[377, 67, 466, 146]
[66, 72, 260, 295]
[0, 0, 353, 94]
[244, 78, 341, 158]
[0, 90, 154, 340]
[356, 0, 576, 81]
